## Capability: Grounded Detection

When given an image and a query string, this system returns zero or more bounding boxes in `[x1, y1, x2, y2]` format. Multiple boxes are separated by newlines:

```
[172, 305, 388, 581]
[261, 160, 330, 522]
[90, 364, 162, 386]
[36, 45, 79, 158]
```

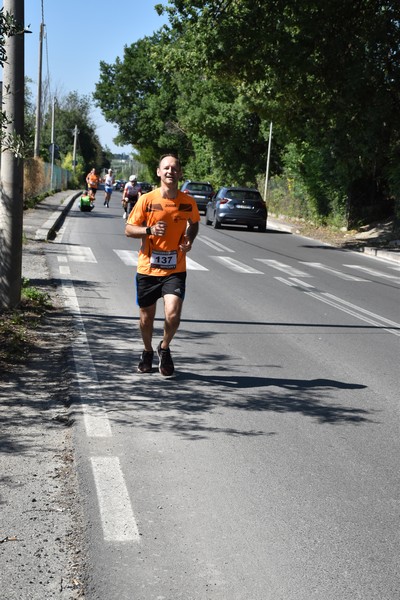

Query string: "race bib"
[150, 250, 177, 270]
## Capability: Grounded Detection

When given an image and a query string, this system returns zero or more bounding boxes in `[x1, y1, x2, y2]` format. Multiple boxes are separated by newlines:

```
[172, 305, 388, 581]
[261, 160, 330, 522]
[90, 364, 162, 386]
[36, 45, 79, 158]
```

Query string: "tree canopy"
[94, 0, 400, 225]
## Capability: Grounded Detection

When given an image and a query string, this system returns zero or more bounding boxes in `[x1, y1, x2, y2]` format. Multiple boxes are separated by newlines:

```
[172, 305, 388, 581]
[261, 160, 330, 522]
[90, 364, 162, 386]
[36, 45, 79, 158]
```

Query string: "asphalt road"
[47, 190, 400, 599]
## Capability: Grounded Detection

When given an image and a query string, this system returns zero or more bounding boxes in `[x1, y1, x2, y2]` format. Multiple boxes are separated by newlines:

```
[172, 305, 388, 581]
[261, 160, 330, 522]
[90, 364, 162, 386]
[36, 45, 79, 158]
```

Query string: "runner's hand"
[179, 235, 192, 253]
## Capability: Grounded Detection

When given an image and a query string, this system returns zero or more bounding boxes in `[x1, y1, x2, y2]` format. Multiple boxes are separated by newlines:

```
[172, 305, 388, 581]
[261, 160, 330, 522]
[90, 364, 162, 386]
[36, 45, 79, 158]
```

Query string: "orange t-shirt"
[87, 173, 99, 188]
[128, 188, 200, 276]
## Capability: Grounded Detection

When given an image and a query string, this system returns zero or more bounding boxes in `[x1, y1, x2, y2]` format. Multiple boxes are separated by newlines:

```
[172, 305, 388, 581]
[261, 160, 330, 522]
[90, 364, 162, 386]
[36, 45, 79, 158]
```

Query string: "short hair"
[158, 153, 181, 169]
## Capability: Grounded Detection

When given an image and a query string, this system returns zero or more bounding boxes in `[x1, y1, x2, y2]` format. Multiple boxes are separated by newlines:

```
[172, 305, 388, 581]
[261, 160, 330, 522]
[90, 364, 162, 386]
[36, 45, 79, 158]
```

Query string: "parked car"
[114, 179, 125, 191]
[137, 181, 153, 194]
[180, 180, 214, 214]
[205, 187, 267, 231]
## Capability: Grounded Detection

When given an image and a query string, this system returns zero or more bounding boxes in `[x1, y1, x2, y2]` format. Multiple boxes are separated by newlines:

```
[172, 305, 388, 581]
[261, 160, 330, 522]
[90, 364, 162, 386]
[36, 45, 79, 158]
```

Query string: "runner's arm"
[179, 220, 199, 253]
[125, 222, 160, 239]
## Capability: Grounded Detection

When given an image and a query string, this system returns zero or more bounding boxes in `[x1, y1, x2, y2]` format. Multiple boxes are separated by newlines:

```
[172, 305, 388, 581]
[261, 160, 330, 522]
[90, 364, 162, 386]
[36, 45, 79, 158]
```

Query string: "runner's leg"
[139, 303, 157, 351]
[161, 294, 183, 348]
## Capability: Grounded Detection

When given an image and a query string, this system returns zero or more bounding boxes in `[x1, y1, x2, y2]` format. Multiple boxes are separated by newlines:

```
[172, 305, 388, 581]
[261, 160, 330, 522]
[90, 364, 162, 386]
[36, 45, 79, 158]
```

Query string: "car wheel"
[258, 222, 267, 232]
[212, 216, 221, 229]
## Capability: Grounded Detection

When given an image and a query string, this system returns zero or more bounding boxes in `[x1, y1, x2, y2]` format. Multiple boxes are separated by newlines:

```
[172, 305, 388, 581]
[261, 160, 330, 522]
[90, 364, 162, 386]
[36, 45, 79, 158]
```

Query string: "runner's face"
[157, 157, 181, 186]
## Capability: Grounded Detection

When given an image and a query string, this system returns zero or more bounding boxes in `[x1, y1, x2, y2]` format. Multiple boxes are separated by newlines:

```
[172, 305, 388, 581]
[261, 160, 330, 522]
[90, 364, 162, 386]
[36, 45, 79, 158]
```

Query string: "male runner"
[125, 154, 200, 376]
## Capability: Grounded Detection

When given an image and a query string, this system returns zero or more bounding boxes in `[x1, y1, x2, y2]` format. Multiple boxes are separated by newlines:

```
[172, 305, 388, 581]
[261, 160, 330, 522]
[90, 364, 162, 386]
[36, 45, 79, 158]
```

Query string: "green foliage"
[62, 151, 85, 187]
[267, 142, 347, 227]
[92, 1, 400, 226]
[36, 91, 105, 174]
[0, 9, 26, 158]
[154, 0, 400, 225]
[21, 278, 51, 307]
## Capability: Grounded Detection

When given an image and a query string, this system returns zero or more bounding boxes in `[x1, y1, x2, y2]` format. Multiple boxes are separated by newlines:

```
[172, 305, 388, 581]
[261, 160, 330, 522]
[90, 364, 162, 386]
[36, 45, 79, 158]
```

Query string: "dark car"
[205, 186, 267, 231]
[137, 181, 153, 194]
[114, 179, 125, 191]
[180, 180, 214, 214]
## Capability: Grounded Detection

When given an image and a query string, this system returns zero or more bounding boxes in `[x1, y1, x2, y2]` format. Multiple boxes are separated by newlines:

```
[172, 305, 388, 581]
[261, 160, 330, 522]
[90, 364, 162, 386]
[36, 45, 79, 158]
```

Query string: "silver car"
[205, 187, 267, 232]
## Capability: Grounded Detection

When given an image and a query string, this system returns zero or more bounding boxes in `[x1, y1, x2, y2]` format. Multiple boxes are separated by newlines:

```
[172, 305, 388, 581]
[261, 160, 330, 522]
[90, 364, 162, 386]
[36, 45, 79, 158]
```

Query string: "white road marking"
[274, 277, 297, 287]
[59, 266, 70, 276]
[62, 279, 112, 437]
[255, 259, 312, 278]
[343, 264, 400, 284]
[197, 235, 235, 253]
[91, 457, 140, 542]
[211, 256, 264, 273]
[113, 249, 208, 270]
[288, 278, 316, 289]
[57, 255, 68, 263]
[113, 249, 139, 266]
[300, 262, 369, 281]
[275, 277, 400, 336]
[305, 292, 400, 336]
[185, 257, 209, 271]
[66, 246, 97, 263]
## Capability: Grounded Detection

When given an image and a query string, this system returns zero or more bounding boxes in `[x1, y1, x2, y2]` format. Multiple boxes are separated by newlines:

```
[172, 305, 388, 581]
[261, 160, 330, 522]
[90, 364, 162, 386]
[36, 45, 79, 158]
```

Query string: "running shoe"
[157, 342, 174, 377]
[137, 350, 154, 373]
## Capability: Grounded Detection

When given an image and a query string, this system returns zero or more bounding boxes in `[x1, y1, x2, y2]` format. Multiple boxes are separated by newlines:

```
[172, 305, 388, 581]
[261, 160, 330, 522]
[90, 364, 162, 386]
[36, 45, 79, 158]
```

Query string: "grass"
[0, 279, 52, 373]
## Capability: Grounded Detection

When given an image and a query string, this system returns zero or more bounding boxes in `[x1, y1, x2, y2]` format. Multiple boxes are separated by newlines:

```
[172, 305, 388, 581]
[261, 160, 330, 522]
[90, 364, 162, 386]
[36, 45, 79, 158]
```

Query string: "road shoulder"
[0, 239, 85, 599]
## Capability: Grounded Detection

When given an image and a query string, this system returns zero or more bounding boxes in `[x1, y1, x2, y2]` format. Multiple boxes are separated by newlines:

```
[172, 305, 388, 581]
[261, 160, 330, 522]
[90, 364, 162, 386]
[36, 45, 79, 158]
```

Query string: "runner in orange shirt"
[125, 154, 200, 377]
[86, 168, 99, 204]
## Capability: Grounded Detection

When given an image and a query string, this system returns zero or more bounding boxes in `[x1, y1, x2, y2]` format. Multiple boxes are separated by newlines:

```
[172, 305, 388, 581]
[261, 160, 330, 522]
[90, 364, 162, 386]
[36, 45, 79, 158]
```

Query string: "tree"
[94, 31, 271, 185]
[94, 34, 191, 174]
[157, 0, 400, 225]
[39, 91, 106, 180]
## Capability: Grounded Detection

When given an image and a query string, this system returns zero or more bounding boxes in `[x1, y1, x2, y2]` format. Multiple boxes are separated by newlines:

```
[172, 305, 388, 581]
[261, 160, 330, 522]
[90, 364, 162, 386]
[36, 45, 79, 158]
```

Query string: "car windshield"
[227, 190, 262, 202]
[188, 184, 213, 192]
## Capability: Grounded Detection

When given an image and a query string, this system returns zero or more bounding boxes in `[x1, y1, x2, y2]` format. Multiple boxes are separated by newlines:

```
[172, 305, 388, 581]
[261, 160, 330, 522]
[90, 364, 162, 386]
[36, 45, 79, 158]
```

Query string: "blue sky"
[23, 0, 169, 153]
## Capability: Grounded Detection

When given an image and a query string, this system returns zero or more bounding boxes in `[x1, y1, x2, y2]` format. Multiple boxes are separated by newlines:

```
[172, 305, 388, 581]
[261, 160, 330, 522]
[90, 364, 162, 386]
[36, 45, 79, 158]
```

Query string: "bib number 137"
[150, 250, 177, 269]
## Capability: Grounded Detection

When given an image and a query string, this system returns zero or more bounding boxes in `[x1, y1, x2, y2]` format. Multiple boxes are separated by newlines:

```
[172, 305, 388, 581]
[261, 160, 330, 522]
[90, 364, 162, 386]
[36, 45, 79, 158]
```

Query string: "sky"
[21, 0, 170, 154]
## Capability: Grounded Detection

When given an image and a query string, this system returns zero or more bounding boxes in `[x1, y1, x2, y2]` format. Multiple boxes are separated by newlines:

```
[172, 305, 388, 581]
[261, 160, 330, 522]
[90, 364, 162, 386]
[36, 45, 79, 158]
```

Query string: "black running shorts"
[136, 272, 187, 308]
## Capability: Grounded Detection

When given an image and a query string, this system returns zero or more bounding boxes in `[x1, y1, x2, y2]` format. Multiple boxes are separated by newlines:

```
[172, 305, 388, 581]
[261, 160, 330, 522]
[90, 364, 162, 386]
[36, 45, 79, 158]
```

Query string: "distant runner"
[86, 168, 99, 204]
[103, 168, 114, 207]
[122, 175, 142, 220]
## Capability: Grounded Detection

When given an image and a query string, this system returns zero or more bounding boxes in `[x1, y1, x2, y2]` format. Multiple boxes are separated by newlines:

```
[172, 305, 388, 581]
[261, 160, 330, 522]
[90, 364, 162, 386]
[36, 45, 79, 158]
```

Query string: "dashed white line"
[62, 279, 112, 437]
[113, 249, 139, 266]
[91, 457, 140, 542]
[275, 277, 400, 336]
[66, 246, 97, 263]
[256, 259, 311, 278]
[197, 235, 235, 253]
[185, 257, 209, 271]
[343, 264, 400, 283]
[300, 262, 369, 281]
[211, 256, 264, 273]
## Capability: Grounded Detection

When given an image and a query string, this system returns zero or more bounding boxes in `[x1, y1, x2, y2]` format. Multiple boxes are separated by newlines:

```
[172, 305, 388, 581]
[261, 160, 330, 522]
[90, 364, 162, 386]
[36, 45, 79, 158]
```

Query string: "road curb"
[362, 245, 400, 264]
[268, 218, 400, 265]
[35, 191, 82, 241]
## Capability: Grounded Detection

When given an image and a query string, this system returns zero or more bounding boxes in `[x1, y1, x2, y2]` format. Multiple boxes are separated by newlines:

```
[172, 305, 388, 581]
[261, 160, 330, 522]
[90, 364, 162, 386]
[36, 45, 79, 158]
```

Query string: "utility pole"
[263, 122, 273, 203]
[72, 124, 79, 174]
[0, 81, 2, 172]
[33, 21, 44, 158]
[0, 0, 25, 309]
[50, 96, 56, 190]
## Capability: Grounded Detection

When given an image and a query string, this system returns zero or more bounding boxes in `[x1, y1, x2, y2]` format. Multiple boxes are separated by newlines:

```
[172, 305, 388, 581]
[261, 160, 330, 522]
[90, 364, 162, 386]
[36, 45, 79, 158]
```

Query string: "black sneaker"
[157, 342, 174, 377]
[137, 350, 154, 373]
